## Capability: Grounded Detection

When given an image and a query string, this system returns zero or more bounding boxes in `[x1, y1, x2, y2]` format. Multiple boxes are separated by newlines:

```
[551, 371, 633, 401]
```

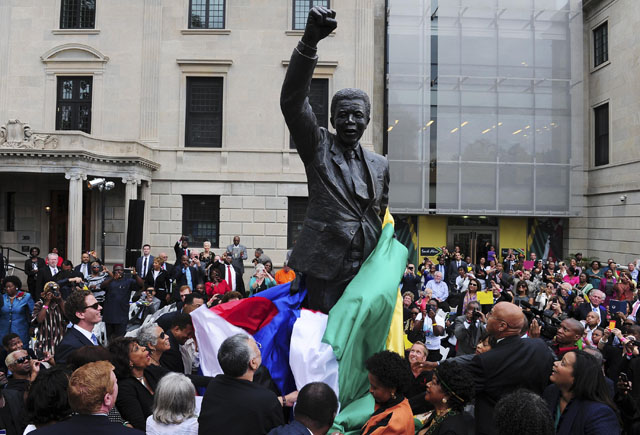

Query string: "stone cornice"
[0, 149, 160, 171]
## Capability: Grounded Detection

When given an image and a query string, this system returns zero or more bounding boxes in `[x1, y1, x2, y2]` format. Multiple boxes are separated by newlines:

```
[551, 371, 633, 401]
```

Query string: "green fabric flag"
[323, 221, 408, 434]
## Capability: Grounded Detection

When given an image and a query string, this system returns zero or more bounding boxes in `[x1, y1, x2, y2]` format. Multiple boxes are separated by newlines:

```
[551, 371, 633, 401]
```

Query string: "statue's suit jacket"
[281, 48, 389, 281]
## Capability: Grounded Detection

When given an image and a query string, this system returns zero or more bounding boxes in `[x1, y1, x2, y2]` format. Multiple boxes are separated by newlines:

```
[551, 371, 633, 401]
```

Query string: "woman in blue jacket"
[0, 276, 35, 345]
[544, 350, 621, 435]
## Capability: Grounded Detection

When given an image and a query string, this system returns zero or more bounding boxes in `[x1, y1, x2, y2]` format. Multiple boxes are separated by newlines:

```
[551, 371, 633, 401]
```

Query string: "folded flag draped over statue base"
[191, 212, 408, 435]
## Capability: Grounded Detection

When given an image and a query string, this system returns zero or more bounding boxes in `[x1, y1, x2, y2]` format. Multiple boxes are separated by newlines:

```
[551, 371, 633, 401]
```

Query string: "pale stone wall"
[569, 0, 640, 264]
[0, 0, 382, 273]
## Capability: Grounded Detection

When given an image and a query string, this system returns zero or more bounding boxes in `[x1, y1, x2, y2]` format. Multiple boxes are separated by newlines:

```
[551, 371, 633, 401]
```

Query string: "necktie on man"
[344, 149, 368, 201]
[91, 333, 99, 345]
[143, 257, 148, 277]
[227, 265, 233, 288]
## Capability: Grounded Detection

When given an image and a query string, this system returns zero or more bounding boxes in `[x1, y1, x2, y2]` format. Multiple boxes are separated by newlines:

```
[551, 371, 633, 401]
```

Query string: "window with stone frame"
[185, 77, 223, 148]
[189, 0, 225, 29]
[56, 76, 93, 134]
[293, 0, 330, 30]
[593, 22, 608, 68]
[594, 103, 609, 167]
[60, 0, 96, 29]
[182, 195, 220, 246]
[290, 78, 329, 149]
[287, 197, 308, 248]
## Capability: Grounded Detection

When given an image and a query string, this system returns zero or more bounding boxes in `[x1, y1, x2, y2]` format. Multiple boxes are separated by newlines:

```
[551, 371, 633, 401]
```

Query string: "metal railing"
[0, 246, 28, 276]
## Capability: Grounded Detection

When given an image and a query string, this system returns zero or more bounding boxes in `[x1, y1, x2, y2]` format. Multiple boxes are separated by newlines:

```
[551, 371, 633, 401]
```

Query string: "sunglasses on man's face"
[159, 331, 166, 339]
[84, 302, 100, 311]
[15, 355, 31, 364]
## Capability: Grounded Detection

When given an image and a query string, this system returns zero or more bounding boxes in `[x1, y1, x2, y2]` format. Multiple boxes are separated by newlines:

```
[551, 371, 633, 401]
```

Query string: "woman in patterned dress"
[31, 281, 66, 356]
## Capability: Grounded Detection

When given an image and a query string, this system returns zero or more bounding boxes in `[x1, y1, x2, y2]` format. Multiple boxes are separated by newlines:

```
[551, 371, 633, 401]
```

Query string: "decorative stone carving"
[0, 119, 58, 149]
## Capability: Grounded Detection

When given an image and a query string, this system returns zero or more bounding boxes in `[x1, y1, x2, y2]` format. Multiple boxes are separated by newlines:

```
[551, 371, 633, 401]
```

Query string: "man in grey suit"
[226, 236, 248, 274]
[281, 6, 389, 313]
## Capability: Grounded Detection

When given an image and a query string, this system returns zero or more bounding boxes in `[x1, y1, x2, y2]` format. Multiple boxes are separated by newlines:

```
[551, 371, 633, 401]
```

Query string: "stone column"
[139, 0, 162, 144]
[140, 180, 152, 247]
[66, 171, 86, 264]
[123, 176, 139, 244]
[0, 3, 11, 123]
[355, 0, 374, 150]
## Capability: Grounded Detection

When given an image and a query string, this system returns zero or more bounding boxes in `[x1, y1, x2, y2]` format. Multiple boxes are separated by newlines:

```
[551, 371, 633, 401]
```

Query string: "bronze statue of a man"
[281, 7, 389, 313]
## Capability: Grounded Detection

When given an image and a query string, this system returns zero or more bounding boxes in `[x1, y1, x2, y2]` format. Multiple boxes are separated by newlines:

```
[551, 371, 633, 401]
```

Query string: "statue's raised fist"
[302, 6, 337, 47]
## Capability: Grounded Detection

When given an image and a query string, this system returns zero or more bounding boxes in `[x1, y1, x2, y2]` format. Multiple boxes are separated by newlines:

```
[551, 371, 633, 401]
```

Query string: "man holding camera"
[530, 318, 584, 359]
[401, 264, 421, 300]
[454, 301, 487, 355]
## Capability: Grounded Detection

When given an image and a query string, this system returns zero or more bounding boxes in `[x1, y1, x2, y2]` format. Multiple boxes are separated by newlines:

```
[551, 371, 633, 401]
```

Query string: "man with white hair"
[198, 334, 283, 434]
[36, 252, 60, 301]
[425, 271, 449, 307]
[574, 289, 608, 328]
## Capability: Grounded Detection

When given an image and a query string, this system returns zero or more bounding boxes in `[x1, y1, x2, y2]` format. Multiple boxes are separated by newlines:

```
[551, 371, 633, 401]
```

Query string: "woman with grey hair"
[136, 322, 170, 367]
[146, 372, 198, 434]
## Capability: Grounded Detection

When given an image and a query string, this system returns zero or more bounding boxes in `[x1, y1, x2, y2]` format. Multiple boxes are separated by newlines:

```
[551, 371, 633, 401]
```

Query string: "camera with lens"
[521, 301, 560, 340]
[472, 309, 483, 320]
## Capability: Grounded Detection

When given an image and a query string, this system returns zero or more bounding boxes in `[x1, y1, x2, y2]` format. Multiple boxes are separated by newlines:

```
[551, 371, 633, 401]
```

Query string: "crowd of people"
[395, 247, 640, 434]
[1, 236, 640, 434]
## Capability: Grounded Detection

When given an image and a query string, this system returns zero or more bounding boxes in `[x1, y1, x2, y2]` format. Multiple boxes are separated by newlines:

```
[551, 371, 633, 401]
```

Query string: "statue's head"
[330, 88, 370, 146]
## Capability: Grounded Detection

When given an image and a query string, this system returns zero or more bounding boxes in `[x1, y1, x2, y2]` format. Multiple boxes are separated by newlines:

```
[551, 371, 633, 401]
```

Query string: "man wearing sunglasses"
[55, 290, 103, 364]
[5, 349, 39, 394]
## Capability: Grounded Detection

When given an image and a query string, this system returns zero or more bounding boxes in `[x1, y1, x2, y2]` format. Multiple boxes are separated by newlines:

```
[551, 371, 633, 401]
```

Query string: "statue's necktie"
[344, 149, 368, 201]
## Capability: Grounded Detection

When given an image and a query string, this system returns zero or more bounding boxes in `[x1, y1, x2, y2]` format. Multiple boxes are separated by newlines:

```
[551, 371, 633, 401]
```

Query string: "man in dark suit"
[217, 252, 245, 295]
[156, 293, 205, 332]
[31, 360, 142, 434]
[172, 255, 203, 300]
[199, 334, 284, 434]
[447, 252, 468, 287]
[100, 265, 139, 339]
[268, 382, 338, 435]
[173, 236, 191, 265]
[36, 252, 60, 302]
[24, 247, 46, 296]
[434, 255, 448, 283]
[572, 289, 608, 328]
[135, 244, 154, 281]
[159, 312, 196, 374]
[400, 264, 421, 300]
[0, 387, 26, 435]
[281, 6, 389, 313]
[467, 302, 554, 435]
[73, 252, 92, 280]
[55, 290, 102, 364]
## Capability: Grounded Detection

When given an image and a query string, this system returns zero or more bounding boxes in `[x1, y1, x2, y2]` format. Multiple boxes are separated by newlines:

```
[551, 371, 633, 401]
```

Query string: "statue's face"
[331, 98, 369, 146]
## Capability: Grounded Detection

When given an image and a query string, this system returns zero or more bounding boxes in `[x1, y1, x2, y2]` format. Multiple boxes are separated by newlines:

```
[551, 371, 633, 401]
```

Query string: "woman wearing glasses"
[111, 328, 210, 430]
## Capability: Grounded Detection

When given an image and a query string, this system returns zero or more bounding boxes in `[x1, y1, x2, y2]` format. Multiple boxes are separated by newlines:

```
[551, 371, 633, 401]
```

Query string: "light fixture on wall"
[87, 178, 115, 191]
[620, 195, 628, 203]
[44, 205, 52, 215]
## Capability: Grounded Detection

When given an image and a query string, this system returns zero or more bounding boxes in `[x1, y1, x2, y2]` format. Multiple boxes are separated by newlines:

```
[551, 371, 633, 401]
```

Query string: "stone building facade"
[567, 0, 640, 263]
[0, 0, 386, 276]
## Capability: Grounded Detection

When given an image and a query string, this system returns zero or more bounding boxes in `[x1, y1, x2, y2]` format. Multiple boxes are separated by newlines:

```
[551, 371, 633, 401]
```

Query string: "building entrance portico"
[0, 119, 159, 272]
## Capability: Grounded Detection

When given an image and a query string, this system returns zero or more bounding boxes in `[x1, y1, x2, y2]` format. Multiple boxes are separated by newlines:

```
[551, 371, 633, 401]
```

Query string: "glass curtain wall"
[387, 0, 583, 216]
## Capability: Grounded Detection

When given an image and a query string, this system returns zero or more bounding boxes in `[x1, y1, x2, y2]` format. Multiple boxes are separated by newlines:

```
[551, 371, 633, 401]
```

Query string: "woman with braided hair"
[417, 360, 475, 435]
